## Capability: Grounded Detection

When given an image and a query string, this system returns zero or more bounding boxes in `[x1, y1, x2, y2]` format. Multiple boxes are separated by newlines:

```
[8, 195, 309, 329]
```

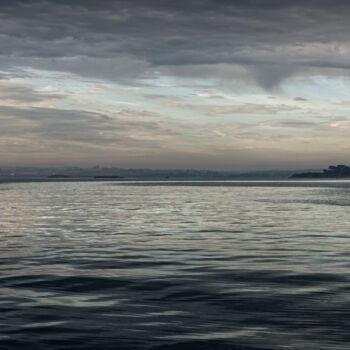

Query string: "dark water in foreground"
[2, 180, 350, 349]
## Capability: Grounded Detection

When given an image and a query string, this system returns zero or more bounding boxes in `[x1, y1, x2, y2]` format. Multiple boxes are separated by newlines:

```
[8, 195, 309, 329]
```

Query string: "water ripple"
[1, 181, 350, 349]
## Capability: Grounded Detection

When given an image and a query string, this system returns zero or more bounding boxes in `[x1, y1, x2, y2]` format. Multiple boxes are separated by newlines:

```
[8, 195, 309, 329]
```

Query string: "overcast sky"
[1, 0, 350, 170]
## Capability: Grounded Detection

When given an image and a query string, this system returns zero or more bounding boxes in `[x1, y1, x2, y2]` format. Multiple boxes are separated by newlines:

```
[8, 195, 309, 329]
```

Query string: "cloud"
[268, 119, 316, 128]
[2, 1, 350, 169]
[176, 103, 300, 115]
[212, 129, 227, 137]
[328, 120, 350, 129]
[1, 1, 350, 88]
[0, 105, 180, 149]
[0, 81, 66, 104]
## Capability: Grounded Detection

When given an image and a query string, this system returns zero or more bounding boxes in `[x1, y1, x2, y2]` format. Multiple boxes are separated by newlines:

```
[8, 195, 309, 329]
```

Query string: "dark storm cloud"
[1, 0, 350, 87]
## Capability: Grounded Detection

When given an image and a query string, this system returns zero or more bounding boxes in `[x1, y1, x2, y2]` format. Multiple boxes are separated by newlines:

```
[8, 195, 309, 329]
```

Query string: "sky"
[2, 0, 350, 170]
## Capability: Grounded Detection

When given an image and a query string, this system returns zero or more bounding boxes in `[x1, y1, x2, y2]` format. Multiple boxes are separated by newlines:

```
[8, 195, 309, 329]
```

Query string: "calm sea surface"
[1, 180, 350, 349]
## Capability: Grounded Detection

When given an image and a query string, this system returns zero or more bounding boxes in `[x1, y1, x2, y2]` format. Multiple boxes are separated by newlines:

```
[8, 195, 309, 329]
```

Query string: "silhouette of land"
[290, 165, 350, 178]
[0, 166, 298, 182]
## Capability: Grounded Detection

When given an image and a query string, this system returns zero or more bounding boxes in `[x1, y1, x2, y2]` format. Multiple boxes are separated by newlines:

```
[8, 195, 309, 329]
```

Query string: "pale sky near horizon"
[1, 0, 350, 170]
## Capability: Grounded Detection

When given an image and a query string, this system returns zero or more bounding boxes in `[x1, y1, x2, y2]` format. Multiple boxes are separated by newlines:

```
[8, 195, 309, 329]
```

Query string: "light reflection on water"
[1, 181, 350, 349]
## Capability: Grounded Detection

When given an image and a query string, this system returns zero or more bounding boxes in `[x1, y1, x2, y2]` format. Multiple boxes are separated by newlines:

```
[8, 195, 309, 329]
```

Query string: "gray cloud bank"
[2, 1, 350, 169]
[1, 0, 350, 88]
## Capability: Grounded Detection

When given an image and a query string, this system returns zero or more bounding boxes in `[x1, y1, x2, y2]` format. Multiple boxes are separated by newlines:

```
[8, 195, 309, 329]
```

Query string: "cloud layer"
[2, 0, 350, 87]
[0, 1, 350, 169]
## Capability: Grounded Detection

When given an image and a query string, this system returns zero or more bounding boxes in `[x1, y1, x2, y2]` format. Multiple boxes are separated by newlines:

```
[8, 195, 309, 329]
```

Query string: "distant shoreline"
[2, 177, 350, 184]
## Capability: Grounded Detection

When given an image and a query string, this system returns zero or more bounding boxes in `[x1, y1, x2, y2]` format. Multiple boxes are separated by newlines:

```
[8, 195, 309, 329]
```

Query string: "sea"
[1, 180, 350, 349]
